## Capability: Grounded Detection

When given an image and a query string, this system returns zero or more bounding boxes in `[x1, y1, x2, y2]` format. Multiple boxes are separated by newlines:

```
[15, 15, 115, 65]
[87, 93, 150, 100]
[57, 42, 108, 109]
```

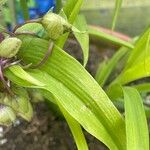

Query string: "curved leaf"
[5, 33, 126, 149]
[113, 27, 150, 85]
[6, 65, 125, 150]
[123, 87, 149, 150]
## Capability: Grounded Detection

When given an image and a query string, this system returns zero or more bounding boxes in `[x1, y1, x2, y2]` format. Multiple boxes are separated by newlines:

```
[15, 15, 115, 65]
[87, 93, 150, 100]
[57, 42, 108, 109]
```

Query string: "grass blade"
[20, 0, 29, 20]
[111, 0, 123, 30]
[95, 46, 128, 87]
[58, 102, 88, 150]
[88, 26, 134, 49]
[123, 87, 149, 150]
[111, 27, 150, 85]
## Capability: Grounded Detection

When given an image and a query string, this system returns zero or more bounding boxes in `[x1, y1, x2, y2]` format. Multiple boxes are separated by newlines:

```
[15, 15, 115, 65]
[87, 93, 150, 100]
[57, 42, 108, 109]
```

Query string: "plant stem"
[55, 0, 62, 13]
[111, 0, 122, 31]
[20, 0, 29, 21]
[31, 43, 54, 69]
[0, 63, 14, 96]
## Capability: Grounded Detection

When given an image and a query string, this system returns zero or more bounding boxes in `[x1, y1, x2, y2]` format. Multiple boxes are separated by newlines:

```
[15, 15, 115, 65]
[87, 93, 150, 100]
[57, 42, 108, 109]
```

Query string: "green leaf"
[74, 15, 89, 66]
[55, 0, 83, 48]
[111, 0, 122, 30]
[15, 23, 44, 35]
[63, 0, 83, 23]
[58, 102, 88, 150]
[88, 26, 134, 49]
[7, 65, 125, 150]
[95, 46, 128, 87]
[123, 87, 149, 150]
[20, 0, 29, 20]
[133, 83, 150, 93]
[55, 0, 62, 13]
[112, 27, 150, 85]
[5, 35, 126, 149]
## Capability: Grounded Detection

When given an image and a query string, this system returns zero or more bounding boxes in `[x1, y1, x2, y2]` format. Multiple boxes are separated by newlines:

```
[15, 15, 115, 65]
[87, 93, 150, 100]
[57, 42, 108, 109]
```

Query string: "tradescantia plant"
[0, 0, 150, 150]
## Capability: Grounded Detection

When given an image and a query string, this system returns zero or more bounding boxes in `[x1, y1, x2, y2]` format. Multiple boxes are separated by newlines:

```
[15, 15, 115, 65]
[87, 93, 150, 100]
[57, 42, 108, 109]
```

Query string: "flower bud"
[0, 37, 22, 58]
[19, 101, 33, 122]
[0, 93, 18, 110]
[41, 12, 72, 40]
[0, 104, 16, 126]
[0, 90, 33, 122]
[14, 95, 33, 121]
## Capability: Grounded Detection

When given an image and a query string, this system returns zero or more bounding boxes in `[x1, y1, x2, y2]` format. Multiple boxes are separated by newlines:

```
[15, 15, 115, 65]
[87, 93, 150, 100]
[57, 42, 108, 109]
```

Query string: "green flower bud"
[0, 89, 33, 122]
[19, 100, 33, 122]
[30, 89, 44, 103]
[15, 95, 33, 121]
[41, 12, 72, 40]
[0, 93, 18, 110]
[0, 104, 16, 126]
[0, 37, 22, 58]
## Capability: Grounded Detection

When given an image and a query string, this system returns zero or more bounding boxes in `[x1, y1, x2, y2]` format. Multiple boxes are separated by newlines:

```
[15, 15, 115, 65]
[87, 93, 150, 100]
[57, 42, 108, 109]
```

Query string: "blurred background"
[0, 0, 150, 36]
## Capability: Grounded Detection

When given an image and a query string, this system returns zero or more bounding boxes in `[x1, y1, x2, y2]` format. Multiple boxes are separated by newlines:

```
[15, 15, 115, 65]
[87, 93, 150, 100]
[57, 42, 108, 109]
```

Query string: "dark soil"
[0, 39, 114, 150]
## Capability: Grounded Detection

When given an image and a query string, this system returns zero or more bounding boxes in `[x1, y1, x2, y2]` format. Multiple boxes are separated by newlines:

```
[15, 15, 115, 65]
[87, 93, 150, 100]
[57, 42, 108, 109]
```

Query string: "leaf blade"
[74, 15, 89, 67]
[123, 87, 149, 150]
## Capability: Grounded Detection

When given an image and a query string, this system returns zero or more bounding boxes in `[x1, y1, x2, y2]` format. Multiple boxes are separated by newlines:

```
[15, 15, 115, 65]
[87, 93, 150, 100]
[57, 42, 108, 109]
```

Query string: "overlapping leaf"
[5, 35, 126, 150]
[95, 46, 128, 87]
[112, 27, 150, 85]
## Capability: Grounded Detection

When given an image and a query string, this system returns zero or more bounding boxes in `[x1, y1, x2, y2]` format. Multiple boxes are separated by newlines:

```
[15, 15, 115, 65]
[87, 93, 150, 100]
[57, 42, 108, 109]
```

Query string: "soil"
[0, 39, 115, 150]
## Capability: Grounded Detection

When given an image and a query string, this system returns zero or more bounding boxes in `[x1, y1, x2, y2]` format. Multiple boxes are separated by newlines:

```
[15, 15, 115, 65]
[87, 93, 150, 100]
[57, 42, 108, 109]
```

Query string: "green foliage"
[19, 0, 29, 20]
[88, 26, 134, 49]
[123, 87, 149, 150]
[5, 38, 126, 149]
[111, 0, 122, 30]
[0, 0, 150, 150]
[111, 27, 150, 85]
[95, 46, 129, 87]
[74, 15, 89, 66]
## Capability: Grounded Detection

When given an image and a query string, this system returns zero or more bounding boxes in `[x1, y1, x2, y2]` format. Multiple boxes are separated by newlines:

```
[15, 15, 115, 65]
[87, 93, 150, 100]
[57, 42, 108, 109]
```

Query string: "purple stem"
[0, 60, 14, 96]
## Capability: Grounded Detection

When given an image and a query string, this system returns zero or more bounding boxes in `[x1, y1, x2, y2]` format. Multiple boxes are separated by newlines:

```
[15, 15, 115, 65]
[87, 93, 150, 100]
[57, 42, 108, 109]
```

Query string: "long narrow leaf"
[6, 65, 125, 150]
[123, 87, 149, 150]
[74, 15, 89, 66]
[5, 34, 126, 149]
[88, 26, 134, 49]
[58, 102, 88, 150]
[112, 27, 150, 85]
[111, 0, 122, 30]
[20, 0, 29, 20]
[95, 46, 128, 87]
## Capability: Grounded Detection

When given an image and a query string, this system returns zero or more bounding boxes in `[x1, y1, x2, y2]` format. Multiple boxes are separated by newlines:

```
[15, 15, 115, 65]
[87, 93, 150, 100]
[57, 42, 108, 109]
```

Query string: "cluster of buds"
[0, 36, 33, 126]
[0, 88, 33, 126]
